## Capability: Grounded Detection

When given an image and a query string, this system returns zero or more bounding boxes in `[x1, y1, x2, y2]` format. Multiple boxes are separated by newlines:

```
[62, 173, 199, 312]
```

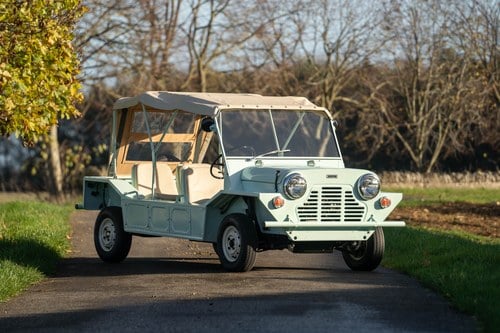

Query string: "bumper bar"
[264, 221, 406, 228]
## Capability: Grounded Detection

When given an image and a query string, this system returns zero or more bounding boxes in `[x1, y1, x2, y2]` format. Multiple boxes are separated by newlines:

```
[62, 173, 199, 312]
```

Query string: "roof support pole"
[110, 109, 118, 178]
[141, 103, 157, 198]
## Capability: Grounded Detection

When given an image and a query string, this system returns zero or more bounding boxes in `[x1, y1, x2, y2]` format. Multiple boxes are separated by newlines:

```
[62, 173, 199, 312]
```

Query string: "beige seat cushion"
[132, 163, 178, 200]
[181, 163, 223, 204]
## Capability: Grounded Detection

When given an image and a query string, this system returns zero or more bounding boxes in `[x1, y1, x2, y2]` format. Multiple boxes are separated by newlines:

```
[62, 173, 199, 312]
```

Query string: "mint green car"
[78, 92, 405, 272]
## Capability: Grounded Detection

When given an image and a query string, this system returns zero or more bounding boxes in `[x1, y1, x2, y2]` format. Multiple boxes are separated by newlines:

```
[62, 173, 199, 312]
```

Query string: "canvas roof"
[113, 91, 325, 117]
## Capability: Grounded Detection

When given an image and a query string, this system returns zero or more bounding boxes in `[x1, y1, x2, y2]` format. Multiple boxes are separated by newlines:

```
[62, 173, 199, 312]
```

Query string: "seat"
[131, 163, 178, 200]
[179, 163, 223, 204]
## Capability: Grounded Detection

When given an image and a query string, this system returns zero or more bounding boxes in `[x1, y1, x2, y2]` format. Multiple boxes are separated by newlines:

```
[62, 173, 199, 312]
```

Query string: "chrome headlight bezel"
[283, 173, 307, 199]
[357, 173, 380, 200]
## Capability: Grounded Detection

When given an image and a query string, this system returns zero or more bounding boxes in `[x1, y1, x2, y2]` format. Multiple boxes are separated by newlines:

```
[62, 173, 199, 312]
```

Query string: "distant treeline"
[0, 0, 498, 193]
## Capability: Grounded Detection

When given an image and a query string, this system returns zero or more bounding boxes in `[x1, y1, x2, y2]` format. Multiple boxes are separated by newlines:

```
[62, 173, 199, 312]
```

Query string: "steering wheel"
[210, 154, 225, 179]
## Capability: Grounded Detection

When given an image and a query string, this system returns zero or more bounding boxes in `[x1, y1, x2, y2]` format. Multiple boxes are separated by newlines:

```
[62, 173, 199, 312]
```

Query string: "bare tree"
[75, 0, 136, 84]
[180, 0, 268, 92]
[365, 0, 488, 172]
[66, 0, 498, 178]
[449, 0, 499, 164]
[295, 0, 388, 116]
[235, 0, 308, 95]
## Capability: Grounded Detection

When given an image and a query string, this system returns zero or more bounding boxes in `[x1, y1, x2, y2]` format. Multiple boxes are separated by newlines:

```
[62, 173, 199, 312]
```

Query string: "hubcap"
[99, 218, 116, 252]
[222, 225, 241, 262]
[346, 241, 367, 260]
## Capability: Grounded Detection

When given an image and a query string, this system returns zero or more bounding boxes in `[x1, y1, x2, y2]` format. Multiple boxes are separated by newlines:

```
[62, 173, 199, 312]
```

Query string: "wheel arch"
[204, 193, 258, 243]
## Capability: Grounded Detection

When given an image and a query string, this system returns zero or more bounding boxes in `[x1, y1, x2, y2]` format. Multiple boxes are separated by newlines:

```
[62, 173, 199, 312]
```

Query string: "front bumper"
[264, 221, 406, 228]
[263, 220, 405, 242]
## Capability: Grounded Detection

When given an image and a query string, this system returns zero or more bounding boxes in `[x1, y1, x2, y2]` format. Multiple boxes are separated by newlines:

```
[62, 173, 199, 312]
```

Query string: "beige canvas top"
[113, 91, 325, 117]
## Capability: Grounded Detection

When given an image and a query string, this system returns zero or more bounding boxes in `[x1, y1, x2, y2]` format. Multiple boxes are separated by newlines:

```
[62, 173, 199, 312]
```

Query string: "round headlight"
[283, 173, 307, 199]
[358, 174, 380, 200]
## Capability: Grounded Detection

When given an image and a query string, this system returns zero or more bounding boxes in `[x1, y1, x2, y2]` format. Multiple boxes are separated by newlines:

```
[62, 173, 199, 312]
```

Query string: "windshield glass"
[219, 109, 340, 158]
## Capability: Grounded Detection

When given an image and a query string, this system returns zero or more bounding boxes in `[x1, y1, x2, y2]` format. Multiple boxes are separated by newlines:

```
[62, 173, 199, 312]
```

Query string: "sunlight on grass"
[385, 187, 500, 207]
[384, 227, 500, 332]
[0, 201, 73, 302]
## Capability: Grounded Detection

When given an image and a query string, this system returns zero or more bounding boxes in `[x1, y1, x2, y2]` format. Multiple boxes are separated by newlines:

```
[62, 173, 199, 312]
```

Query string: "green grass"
[383, 228, 499, 332]
[0, 201, 73, 302]
[383, 186, 500, 332]
[386, 187, 499, 207]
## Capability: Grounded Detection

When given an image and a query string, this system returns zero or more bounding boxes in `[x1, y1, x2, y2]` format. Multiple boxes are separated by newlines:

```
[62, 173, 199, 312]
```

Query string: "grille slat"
[296, 186, 366, 222]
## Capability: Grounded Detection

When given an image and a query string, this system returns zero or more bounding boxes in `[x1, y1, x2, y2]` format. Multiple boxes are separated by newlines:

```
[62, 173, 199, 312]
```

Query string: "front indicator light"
[272, 196, 285, 208]
[379, 196, 391, 208]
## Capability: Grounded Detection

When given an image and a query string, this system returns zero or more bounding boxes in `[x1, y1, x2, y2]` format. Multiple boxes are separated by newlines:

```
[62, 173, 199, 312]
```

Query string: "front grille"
[296, 186, 365, 222]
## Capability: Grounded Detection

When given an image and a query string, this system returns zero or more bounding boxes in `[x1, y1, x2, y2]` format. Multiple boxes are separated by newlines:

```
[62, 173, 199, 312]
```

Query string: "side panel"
[122, 198, 205, 240]
[151, 206, 169, 231]
[171, 208, 191, 234]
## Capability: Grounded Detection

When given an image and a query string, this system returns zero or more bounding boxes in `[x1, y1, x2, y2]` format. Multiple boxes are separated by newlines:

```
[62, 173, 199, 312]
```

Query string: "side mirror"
[201, 117, 215, 132]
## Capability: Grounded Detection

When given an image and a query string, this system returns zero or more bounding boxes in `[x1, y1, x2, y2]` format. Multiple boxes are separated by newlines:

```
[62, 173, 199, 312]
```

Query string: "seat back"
[180, 163, 223, 204]
[131, 163, 178, 199]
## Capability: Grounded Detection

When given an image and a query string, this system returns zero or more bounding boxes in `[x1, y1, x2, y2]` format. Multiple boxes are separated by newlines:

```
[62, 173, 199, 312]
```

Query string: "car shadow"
[54, 256, 224, 277]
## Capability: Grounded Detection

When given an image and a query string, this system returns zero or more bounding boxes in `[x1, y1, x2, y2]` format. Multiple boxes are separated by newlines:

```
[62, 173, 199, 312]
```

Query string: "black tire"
[216, 214, 257, 272]
[94, 207, 132, 263]
[212, 243, 221, 257]
[341, 227, 385, 271]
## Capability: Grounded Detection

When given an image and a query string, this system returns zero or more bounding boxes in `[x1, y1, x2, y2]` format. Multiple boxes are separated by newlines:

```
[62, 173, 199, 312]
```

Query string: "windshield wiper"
[254, 149, 291, 159]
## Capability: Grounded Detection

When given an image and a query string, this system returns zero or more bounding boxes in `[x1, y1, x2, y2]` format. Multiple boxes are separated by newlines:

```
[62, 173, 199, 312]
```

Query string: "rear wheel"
[341, 227, 385, 271]
[94, 207, 132, 263]
[216, 214, 257, 272]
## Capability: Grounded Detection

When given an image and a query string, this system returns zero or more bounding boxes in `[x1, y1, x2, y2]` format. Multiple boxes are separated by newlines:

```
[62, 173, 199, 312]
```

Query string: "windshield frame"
[215, 108, 342, 160]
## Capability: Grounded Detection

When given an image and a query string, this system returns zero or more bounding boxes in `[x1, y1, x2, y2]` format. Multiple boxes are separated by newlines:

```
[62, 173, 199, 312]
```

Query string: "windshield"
[218, 109, 340, 158]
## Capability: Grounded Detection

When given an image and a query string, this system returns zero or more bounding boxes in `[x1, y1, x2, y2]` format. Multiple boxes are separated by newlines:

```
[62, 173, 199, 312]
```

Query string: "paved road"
[0, 210, 477, 332]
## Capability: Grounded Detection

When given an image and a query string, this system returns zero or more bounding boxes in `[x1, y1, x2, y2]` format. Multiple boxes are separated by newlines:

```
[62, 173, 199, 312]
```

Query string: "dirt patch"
[390, 202, 500, 238]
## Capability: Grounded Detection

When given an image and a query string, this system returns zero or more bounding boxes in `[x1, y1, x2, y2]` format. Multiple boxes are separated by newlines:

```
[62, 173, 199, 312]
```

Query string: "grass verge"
[386, 187, 500, 207]
[0, 201, 73, 302]
[383, 226, 500, 332]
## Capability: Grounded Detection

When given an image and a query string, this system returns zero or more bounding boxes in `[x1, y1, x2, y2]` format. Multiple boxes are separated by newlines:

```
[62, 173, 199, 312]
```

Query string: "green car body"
[78, 92, 404, 272]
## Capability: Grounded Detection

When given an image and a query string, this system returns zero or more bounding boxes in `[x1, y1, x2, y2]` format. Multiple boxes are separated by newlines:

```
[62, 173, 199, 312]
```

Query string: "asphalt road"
[0, 210, 477, 332]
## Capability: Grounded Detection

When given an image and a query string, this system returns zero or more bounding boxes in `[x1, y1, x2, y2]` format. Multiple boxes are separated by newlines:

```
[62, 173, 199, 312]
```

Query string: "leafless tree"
[75, 0, 136, 85]
[363, 0, 489, 172]
[449, 0, 499, 159]
[180, 0, 269, 92]
[295, 0, 388, 117]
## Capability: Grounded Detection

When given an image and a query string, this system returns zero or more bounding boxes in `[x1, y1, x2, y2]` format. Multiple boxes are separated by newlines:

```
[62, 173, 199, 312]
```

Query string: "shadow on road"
[0, 281, 477, 333]
[54, 254, 348, 278]
[55, 256, 223, 277]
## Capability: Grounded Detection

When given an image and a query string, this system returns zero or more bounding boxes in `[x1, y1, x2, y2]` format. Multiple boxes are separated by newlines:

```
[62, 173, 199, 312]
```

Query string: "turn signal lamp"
[272, 196, 285, 208]
[379, 196, 391, 209]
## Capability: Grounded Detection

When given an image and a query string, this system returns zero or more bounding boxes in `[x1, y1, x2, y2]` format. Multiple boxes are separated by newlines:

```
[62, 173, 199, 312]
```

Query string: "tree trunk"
[48, 124, 64, 202]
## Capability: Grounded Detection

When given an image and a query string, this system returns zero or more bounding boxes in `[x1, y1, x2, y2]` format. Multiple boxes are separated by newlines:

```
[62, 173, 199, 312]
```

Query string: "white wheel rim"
[99, 218, 116, 252]
[222, 225, 241, 263]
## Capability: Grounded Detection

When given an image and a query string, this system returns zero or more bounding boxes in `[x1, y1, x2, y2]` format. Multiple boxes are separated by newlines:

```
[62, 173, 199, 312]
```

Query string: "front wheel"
[216, 214, 257, 272]
[341, 227, 385, 271]
[94, 207, 132, 263]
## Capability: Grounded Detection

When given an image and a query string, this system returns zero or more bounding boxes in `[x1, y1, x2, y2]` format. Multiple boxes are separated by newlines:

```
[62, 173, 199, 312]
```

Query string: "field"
[388, 187, 499, 238]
